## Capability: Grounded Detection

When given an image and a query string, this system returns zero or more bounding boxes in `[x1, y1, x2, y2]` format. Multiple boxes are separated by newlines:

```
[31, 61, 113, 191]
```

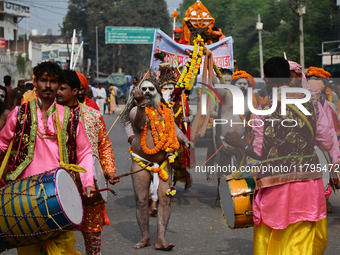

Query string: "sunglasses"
[141, 87, 155, 92]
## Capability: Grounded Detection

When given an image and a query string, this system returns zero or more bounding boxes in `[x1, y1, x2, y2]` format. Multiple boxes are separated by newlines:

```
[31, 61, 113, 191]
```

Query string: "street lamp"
[298, 5, 306, 71]
[96, 25, 99, 79]
[256, 14, 264, 78]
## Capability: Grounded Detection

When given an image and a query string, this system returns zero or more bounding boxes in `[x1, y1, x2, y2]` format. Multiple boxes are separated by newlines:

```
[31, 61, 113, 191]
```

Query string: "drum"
[0, 168, 83, 250]
[314, 146, 330, 191]
[82, 156, 108, 206]
[219, 174, 255, 229]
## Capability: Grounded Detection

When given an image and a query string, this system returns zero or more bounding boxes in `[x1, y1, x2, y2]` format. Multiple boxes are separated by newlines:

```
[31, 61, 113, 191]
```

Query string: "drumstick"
[115, 162, 152, 178]
[91, 188, 117, 196]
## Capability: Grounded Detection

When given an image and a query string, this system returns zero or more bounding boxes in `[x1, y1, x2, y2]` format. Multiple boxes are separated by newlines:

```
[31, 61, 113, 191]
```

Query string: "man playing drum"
[56, 69, 119, 255]
[226, 57, 340, 254]
[124, 78, 194, 250]
[0, 61, 95, 254]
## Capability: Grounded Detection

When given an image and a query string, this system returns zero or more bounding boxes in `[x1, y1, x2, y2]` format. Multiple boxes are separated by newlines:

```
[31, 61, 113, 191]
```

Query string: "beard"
[240, 87, 247, 96]
[145, 93, 161, 108]
[77, 94, 85, 103]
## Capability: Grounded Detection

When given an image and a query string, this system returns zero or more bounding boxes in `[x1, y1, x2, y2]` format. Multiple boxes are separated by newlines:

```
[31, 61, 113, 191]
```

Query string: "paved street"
[2, 105, 340, 254]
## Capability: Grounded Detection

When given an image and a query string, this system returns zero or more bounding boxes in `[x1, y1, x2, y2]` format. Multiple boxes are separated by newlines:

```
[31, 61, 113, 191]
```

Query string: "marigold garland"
[129, 147, 169, 181]
[166, 187, 176, 196]
[231, 70, 253, 84]
[141, 102, 180, 155]
[176, 35, 204, 90]
[306, 66, 331, 79]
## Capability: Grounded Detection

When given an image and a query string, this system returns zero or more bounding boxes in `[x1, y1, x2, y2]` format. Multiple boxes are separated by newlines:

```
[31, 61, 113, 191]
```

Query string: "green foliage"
[16, 56, 26, 76]
[62, 0, 171, 77]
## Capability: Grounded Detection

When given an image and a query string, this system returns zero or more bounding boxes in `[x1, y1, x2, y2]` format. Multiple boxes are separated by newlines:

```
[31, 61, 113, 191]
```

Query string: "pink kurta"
[0, 101, 95, 189]
[252, 96, 340, 229]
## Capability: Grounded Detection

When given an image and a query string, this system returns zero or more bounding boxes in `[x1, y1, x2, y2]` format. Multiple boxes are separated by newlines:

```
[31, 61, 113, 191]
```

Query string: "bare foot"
[149, 208, 157, 217]
[133, 238, 151, 249]
[185, 175, 192, 190]
[155, 241, 175, 251]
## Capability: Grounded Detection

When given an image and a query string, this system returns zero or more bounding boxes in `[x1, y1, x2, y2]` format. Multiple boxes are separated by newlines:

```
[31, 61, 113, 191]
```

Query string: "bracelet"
[137, 103, 146, 108]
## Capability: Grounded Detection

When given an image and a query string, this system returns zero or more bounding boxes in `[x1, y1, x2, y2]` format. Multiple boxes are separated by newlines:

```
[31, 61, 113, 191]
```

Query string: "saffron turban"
[76, 72, 88, 90]
[306, 67, 330, 79]
[231, 70, 255, 89]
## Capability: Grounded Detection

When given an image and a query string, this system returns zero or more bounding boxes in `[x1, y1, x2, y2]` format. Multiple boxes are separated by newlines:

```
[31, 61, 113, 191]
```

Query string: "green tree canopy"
[62, 0, 171, 77]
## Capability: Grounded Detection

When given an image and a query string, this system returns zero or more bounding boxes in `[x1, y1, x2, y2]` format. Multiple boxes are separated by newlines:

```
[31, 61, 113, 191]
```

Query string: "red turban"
[76, 72, 88, 90]
[174, 27, 182, 33]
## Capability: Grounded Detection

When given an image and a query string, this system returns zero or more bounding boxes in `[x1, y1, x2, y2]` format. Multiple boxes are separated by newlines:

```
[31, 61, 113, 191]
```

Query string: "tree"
[62, 0, 171, 77]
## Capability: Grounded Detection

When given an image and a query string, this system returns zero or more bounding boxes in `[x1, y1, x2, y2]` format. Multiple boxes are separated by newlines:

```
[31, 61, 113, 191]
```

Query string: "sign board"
[0, 39, 6, 49]
[0, 1, 30, 17]
[105, 27, 159, 44]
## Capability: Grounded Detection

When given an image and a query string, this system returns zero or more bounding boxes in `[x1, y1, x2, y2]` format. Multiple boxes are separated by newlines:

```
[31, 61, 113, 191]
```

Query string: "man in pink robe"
[226, 57, 340, 254]
[0, 61, 95, 255]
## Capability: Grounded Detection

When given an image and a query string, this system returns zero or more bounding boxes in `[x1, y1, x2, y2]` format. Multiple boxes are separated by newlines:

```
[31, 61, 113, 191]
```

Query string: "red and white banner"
[150, 30, 234, 73]
[0, 39, 6, 49]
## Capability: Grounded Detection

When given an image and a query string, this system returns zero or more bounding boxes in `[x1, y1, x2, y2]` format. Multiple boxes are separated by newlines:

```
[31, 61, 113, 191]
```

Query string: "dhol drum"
[82, 156, 108, 206]
[0, 168, 83, 251]
[314, 146, 331, 191]
[219, 174, 256, 229]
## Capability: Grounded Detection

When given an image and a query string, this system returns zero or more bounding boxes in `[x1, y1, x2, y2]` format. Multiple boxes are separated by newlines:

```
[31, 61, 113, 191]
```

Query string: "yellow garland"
[129, 147, 169, 181]
[213, 62, 223, 79]
[174, 107, 182, 118]
[166, 187, 176, 196]
[176, 35, 204, 90]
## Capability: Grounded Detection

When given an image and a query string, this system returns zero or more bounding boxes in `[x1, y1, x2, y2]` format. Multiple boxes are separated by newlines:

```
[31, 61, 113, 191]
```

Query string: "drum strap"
[0, 140, 13, 180]
[55, 107, 86, 174]
[35, 183, 63, 230]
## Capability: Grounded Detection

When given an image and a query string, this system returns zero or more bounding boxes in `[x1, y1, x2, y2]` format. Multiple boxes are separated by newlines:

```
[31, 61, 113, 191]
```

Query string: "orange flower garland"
[140, 103, 180, 155]
[306, 67, 331, 79]
[231, 70, 253, 85]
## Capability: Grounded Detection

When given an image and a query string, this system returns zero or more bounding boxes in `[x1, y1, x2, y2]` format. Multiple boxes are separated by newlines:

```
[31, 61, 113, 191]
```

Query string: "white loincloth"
[131, 152, 159, 202]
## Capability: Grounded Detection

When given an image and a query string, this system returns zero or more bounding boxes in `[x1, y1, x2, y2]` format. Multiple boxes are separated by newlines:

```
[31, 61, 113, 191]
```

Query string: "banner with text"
[150, 30, 234, 73]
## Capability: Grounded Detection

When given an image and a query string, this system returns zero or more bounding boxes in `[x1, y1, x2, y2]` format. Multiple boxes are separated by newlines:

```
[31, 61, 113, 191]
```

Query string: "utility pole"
[298, 4, 306, 71]
[256, 14, 264, 78]
[96, 25, 99, 79]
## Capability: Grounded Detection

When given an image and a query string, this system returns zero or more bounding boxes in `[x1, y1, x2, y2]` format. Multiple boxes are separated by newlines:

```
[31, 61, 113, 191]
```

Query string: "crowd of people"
[0, 26, 339, 255]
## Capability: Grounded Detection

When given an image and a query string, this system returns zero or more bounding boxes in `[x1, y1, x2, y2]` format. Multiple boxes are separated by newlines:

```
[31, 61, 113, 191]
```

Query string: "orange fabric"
[182, 1, 215, 44]
[174, 27, 182, 33]
[172, 10, 178, 19]
[76, 203, 108, 233]
[76, 72, 88, 90]
[21, 88, 37, 104]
